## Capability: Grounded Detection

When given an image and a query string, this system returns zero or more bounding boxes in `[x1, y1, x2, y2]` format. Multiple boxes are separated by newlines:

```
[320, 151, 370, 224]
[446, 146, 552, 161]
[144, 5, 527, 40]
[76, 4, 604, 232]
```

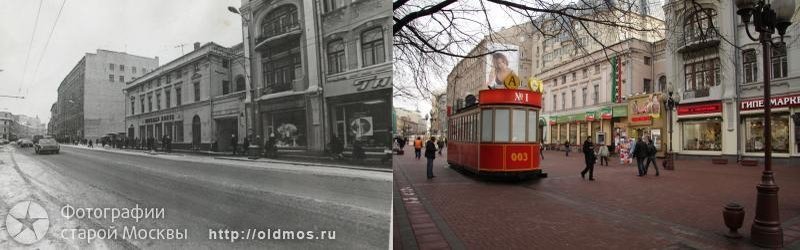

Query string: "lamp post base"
[751, 171, 782, 248]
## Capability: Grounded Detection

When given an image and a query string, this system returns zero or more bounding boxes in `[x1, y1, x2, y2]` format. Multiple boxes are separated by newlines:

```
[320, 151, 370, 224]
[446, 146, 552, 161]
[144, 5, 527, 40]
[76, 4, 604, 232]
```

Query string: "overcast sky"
[0, 0, 244, 123]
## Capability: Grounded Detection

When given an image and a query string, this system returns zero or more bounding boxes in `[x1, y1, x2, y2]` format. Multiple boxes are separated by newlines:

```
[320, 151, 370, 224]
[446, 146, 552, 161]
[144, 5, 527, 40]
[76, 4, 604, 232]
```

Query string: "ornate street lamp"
[735, 0, 795, 247]
[662, 83, 679, 170]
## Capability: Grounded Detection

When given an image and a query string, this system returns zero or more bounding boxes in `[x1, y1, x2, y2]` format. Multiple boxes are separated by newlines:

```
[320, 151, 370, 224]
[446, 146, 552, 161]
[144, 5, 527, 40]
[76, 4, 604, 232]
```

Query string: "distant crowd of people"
[568, 134, 659, 181]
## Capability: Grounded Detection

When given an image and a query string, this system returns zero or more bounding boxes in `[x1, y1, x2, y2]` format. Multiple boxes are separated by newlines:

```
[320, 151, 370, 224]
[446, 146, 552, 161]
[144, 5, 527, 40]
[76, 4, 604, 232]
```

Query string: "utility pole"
[174, 43, 187, 55]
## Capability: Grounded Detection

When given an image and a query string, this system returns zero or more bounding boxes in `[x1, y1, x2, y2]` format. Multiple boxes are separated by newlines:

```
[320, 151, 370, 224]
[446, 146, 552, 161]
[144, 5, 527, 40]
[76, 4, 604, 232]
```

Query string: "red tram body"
[447, 88, 545, 179]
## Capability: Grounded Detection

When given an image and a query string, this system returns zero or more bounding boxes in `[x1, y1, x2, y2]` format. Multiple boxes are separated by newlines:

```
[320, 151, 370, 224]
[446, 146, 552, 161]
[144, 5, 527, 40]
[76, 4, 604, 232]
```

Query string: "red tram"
[447, 88, 545, 179]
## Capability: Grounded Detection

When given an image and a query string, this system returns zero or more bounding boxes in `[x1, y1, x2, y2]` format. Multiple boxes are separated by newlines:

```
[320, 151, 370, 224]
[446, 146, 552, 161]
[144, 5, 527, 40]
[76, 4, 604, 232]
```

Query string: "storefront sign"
[354, 77, 391, 92]
[479, 89, 542, 107]
[740, 94, 800, 111]
[677, 101, 722, 116]
[600, 107, 612, 120]
[628, 94, 662, 125]
[144, 114, 175, 124]
[585, 112, 596, 122]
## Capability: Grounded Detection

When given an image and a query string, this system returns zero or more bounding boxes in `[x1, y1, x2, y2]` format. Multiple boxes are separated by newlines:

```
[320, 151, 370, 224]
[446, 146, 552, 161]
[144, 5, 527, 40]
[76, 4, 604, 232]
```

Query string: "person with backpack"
[424, 136, 438, 179]
[644, 136, 660, 176]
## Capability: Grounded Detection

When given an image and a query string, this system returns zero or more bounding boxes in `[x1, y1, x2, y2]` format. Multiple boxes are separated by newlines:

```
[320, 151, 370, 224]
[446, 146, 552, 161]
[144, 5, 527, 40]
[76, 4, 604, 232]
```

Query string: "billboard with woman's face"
[484, 43, 520, 89]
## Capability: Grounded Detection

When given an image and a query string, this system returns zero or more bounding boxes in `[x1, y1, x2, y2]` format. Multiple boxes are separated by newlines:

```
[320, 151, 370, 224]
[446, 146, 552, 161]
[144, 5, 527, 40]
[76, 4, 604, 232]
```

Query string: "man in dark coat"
[424, 136, 438, 179]
[564, 141, 571, 157]
[633, 136, 649, 176]
[644, 137, 660, 176]
[580, 136, 596, 180]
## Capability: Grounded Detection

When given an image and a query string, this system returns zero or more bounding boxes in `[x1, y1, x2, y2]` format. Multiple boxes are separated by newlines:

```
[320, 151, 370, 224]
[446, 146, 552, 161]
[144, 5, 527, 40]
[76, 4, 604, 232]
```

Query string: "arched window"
[684, 8, 717, 43]
[261, 5, 299, 39]
[327, 39, 346, 74]
[235, 75, 246, 92]
[658, 75, 667, 92]
[361, 27, 385, 66]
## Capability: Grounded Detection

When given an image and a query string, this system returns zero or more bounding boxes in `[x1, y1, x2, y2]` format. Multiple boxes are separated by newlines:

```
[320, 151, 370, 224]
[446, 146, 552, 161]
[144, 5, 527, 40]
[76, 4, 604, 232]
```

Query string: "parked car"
[0, 139, 8, 145]
[35, 138, 60, 154]
[18, 139, 34, 148]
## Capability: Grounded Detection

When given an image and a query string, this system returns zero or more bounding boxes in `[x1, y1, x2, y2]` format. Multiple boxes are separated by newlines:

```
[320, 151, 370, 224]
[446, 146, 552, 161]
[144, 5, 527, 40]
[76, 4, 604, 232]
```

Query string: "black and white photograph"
[0, 0, 392, 248]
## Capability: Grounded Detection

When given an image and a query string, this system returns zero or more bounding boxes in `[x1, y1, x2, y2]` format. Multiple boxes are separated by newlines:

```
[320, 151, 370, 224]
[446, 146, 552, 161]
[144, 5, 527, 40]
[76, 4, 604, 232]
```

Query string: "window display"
[559, 125, 567, 143]
[580, 123, 588, 142]
[743, 114, 790, 153]
[271, 110, 306, 148]
[650, 129, 662, 151]
[569, 123, 577, 143]
[682, 120, 721, 151]
[334, 99, 390, 148]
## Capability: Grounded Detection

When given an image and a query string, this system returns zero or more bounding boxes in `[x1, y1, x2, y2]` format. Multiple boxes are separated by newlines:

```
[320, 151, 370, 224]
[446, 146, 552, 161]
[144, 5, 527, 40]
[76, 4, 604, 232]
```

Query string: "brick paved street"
[393, 147, 800, 249]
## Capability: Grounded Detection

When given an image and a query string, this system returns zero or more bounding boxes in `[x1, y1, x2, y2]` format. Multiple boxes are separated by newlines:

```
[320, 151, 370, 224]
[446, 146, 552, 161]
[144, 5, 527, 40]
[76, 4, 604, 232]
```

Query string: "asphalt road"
[1, 145, 391, 249]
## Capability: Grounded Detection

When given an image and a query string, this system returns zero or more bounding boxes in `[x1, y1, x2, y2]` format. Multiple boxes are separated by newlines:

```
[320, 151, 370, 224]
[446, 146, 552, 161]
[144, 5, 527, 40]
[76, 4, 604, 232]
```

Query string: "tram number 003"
[510, 152, 529, 161]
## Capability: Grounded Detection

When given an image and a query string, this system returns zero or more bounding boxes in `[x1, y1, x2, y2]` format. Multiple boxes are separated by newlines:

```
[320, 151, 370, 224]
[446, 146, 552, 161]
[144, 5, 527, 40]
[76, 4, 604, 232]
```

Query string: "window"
[743, 49, 757, 83]
[328, 39, 346, 74]
[109, 63, 115, 70]
[175, 121, 183, 142]
[130, 97, 135, 114]
[222, 60, 229, 69]
[132, 67, 137, 74]
[644, 56, 651, 65]
[511, 109, 526, 142]
[156, 92, 161, 110]
[109, 75, 115, 82]
[140, 95, 145, 113]
[193, 82, 200, 101]
[119, 76, 124, 83]
[594, 64, 600, 74]
[324, 0, 341, 12]
[494, 109, 509, 142]
[772, 44, 788, 79]
[571, 89, 576, 108]
[684, 58, 720, 91]
[235, 76, 246, 92]
[194, 63, 200, 73]
[166, 73, 172, 84]
[571, 72, 576, 81]
[261, 5, 299, 38]
[743, 114, 790, 153]
[593, 84, 599, 104]
[165, 89, 171, 108]
[682, 120, 721, 151]
[561, 92, 566, 110]
[561, 75, 566, 84]
[644, 78, 652, 93]
[147, 94, 153, 112]
[684, 9, 718, 43]
[658, 75, 667, 92]
[581, 87, 587, 106]
[175, 87, 182, 106]
[361, 27, 385, 66]
[554, 78, 558, 85]
[582, 68, 588, 78]
[481, 110, 493, 141]
[119, 65, 124, 71]
[222, 80, 230, 95]
[552, 94, 557, 111]
[527, 110, 537, 142]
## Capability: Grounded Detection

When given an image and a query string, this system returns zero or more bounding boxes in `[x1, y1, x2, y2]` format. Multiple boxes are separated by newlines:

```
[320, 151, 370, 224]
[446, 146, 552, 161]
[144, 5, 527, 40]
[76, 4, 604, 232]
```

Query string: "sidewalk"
[61, 144, 392, 173]
[393, 148, 800, 249]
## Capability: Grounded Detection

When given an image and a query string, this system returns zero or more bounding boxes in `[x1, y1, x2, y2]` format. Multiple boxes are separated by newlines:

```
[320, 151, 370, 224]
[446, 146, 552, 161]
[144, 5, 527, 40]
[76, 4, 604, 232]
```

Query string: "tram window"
[481, 110, 493, 141]
[511, 109, 526, 142]
[528, 110, 538, 142]
[494, 109, 510, 142]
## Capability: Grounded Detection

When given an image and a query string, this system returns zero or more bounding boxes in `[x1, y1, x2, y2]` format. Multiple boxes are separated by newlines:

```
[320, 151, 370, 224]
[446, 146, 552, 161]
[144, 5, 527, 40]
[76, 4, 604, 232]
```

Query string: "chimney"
[194, 42, 201, 50]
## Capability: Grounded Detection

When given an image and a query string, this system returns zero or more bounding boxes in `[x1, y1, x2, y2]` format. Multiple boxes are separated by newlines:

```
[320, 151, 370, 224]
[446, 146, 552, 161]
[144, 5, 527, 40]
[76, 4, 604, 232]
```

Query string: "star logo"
[5, 201, 50, 244]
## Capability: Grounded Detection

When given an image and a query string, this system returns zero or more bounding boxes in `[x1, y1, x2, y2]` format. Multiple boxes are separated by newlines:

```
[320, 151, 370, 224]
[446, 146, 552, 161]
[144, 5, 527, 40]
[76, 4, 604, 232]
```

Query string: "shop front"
[611, 104, 628, 152]
[626, 94, 667, 156]
[324, 72, 392, 152]
[259, 95, 312, 150]
[676, 101, 723, 155]
[739, 93, 800, 157]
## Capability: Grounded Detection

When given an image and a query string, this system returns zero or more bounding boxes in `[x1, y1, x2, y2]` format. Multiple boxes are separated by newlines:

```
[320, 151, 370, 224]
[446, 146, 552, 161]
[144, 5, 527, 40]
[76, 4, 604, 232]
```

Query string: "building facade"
[1, 111, 13, 140]
[124, 42, 247, 151]
[51, 49, 159, 142]
[664, 0, 800, 159]
[541, 38, 667, 154]
[319, 0, 392, 151]
[430, 92, 447, 138]
[395, 107, 426, 137]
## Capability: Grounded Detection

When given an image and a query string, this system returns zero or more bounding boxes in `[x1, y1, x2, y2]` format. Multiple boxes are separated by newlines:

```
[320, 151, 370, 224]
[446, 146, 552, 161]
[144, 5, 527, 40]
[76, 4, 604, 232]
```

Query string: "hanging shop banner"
[628, 94, 662, 125]
[549, 116, 557, 125]
[611, 56, 622, 103]
[585, 111, 596, 122]
[677, 101, 722, 116]
[484, 43, 520, 90]
[740, 93, 800, 111]
[600, 107, 613, 120]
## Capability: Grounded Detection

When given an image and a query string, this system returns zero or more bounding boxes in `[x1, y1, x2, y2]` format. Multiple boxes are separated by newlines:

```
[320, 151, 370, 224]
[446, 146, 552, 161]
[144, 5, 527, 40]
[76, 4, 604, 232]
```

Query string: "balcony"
[677, 29, 720, 53]
[254, 24, 302, 52]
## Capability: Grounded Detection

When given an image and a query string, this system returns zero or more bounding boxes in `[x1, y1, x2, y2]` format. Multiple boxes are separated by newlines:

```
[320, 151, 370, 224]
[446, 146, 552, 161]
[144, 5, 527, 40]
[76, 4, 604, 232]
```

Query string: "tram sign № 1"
[479, 89, 542, 107]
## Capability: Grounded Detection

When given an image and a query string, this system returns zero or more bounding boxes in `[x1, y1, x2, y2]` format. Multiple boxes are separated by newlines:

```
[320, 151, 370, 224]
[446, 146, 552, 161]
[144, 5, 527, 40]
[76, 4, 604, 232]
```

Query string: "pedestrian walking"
[540, 140, 545, 160]
[633, 137, 648, 176]
[598, 143, 610, 166]
[166, 135, 172, 152]
[580, 136, 596, 180]
[425, 136, 438, 179]
[413, 137, 423, 160]
[242, 136, 249, 155]
[352, 138, 366, 161]
[437, 139, 445, 156]
[88, 140, 94, 148]
[644, 137, 660, 176]
[564, 141, 571, 157]
[231, 133, 238, 156]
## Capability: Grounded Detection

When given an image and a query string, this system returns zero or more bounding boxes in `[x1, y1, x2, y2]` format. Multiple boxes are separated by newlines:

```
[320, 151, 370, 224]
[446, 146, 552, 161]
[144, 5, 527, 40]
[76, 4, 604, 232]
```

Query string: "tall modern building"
[51, 49, 158, 142]
[123, 42, 247, 151]
[238, 0, 392, 154]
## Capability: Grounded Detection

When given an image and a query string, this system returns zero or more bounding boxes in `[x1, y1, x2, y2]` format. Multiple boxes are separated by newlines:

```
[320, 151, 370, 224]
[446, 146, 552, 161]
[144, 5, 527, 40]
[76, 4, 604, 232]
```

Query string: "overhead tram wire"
[26, 0, 67, 98]
[18, 0, 44, 95]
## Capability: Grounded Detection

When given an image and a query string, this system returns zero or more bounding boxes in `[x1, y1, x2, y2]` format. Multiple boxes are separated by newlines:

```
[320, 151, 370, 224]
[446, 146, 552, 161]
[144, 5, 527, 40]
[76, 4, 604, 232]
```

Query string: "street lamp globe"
[773, 0, 796, 36]
[736, 0, 756, 22]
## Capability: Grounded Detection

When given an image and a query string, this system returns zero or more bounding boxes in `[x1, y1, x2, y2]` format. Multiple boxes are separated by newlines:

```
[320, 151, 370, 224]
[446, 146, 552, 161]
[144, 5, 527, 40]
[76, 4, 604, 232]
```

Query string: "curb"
[215, 156, 393, 173]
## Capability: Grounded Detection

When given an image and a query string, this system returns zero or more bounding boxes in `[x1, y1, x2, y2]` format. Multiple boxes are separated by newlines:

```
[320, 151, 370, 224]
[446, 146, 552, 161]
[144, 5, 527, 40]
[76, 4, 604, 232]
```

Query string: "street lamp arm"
[742, 19, 760, 41]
